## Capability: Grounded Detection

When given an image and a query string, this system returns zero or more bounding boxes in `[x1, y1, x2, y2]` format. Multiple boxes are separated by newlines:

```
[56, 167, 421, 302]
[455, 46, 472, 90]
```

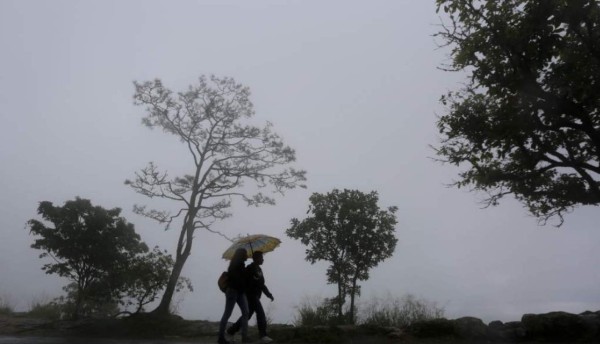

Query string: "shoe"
[226, 326, 236, 336]
[217, 337, 230, 344]
[260, 336, 273, 343]
[242, 336, 254, 343]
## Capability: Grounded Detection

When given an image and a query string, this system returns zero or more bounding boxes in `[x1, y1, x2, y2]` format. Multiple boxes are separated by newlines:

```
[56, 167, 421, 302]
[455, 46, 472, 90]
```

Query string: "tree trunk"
[74, 290, 83, 320]
[151, 250, 188, 315]
[74, 281, 87, 320]
[336, 282, 344, 318]
[151, 220, 194, 316]
[349, 276, 359, 325]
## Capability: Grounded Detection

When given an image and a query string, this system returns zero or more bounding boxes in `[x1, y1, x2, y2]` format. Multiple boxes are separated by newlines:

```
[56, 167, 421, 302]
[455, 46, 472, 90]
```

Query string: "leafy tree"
[121, 247, 193, 314]
[434, 0, 600, 225]
[27, 197, 148, 319]
[44, 250, 191, 318]
[127, 75, 306, 315]
[286, 189, 398, 323]
[55, 282, 121, 319]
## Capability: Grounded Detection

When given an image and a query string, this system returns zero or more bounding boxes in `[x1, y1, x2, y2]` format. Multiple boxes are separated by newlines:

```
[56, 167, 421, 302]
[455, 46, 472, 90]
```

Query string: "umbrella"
[222, 234, 281, 260]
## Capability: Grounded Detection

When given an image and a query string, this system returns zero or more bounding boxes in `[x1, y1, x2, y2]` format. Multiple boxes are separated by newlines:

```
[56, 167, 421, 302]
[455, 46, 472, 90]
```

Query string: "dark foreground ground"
[3, 310, 600, 343]
[0, 314, 396, 344]
[0, 336, 200, 344]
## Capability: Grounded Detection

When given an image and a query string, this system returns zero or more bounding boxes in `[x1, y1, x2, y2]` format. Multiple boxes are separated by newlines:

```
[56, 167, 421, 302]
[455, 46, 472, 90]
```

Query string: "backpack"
[218, 271, 228, 292]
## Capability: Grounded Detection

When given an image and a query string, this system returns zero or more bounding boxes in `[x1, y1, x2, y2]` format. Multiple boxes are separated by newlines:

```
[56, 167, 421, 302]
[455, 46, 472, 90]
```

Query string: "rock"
[580, 310, 599, 316]
[488, 320, 503, 329]
[488, 320, 526, 342]
[385, 327, 404, 339]
[487, 320, 506, 342]
[505, 321, 527, 339]
[579, 311, 600, 340]
[453, 316, 488, 339]
[408, 318, 455, 338]
[522, 311, 589, 341]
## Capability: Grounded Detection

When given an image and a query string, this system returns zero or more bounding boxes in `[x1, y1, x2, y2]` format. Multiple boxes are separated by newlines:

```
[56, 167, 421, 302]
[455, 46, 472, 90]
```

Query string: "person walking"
[228, 250, 274, 344]
[218, 248, 251, 344]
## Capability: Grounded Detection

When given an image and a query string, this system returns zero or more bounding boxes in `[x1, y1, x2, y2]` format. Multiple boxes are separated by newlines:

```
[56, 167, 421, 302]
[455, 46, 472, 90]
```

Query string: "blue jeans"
[230, 293, 267, 337]
[218, 288, 249, 339]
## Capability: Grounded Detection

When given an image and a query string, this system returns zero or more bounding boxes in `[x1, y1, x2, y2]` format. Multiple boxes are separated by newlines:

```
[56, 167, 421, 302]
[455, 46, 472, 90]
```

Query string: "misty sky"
[1, 0, 599, 325]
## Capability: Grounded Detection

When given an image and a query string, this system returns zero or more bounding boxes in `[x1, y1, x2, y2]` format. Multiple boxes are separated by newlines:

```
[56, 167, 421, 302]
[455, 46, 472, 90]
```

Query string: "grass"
[27, 296, 63, 320]
[0, 295, 14, 315]
[0, 292, 446, 343]
[294, 293, 445, 328]
[359, 293, 445, 328]
[294, 296, 343, 326]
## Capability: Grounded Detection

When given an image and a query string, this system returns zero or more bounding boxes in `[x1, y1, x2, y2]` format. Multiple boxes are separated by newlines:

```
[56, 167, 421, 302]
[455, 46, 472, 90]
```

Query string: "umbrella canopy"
[222, 234, 281, 260]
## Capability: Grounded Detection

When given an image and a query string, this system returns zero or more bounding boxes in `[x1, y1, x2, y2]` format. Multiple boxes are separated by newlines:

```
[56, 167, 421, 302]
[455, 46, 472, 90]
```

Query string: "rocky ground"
[2, 310, 600, 343]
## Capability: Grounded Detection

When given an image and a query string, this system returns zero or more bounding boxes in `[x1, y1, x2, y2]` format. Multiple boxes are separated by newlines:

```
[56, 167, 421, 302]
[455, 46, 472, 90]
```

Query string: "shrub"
[0, 295, 14, 315]
[295, 293, 444, 328]
[27, 297, 63, 320]
[294, 297, 344, 326]
[359, 293, 445, 328]
[55, 283, 120, 319]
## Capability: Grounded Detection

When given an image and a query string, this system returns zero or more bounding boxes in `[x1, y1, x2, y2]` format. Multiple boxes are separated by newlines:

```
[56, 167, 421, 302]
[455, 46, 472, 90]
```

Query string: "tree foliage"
[27, 197, 181, 319]
[127, 75, 306, 314]
[121, 247, 193, 314]
[286, 189, 397, 323]
[435, 0, 600, 225]
[55, 282, 121, 319]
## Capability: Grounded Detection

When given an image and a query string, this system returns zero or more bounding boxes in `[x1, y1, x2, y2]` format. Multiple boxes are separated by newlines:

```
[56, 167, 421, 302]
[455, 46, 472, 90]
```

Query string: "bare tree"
[126, 75, 306, 315]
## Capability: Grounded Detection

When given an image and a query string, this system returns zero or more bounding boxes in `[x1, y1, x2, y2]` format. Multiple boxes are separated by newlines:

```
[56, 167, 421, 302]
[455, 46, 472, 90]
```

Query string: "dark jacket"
[227, 262, 246, 292]
[244, 262, 272, 299]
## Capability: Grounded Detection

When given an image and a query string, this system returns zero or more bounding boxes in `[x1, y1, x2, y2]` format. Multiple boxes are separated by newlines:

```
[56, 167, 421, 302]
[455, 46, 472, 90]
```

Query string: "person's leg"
[229, 295, 256, 334]
[247, 295, 257, 321]
[236, 292, 250, 339]
[253, 298, 267, 337]
[228, 315, 241, 334]
[218, 289, 237, 342]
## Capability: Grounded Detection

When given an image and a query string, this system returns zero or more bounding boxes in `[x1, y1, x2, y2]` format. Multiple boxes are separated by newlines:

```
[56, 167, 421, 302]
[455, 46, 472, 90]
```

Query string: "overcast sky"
[1, 0, 599, 325]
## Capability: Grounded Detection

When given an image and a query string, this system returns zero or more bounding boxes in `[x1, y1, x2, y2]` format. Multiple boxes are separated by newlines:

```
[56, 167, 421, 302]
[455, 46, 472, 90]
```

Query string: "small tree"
[27, 197, 172, 318]
[127, 75, 306, 315]
[56, 282, 121, 319]
[286, 189, 398, 323]
[121, 247, 192, 314]
[434, 0, 600, 225]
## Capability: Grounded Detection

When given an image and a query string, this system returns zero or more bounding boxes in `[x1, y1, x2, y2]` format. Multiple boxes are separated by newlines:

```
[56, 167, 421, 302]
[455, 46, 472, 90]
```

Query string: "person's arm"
[262, 284, 274, 301]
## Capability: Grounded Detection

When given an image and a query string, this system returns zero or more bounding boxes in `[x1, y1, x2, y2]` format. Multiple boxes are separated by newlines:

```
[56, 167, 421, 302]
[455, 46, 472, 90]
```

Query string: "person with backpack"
[218, 248, 251, 344]
[227, 250, 274, 344]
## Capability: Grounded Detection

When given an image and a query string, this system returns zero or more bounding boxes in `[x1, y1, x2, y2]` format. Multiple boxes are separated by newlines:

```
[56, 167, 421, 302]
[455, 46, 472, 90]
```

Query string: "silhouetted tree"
[27, 198, 148, 319]
[127, 75, 306, 315]
[121, 247, 192, 314]
[56, 282, 120, 319]
[434, 0, 600, 225]
[286, 189, 397, 323]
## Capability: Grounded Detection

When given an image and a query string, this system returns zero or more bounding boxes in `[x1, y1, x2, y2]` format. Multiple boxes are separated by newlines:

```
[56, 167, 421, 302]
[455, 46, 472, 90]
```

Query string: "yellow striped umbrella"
[222, 234, 281, 260]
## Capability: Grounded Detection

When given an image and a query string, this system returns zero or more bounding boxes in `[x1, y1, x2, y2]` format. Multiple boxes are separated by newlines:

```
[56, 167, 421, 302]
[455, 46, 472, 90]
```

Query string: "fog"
[1, 0, 599, 325]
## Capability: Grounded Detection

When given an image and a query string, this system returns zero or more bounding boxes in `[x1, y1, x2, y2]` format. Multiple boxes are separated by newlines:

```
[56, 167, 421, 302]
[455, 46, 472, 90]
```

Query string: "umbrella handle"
[249, 242, 254, 256]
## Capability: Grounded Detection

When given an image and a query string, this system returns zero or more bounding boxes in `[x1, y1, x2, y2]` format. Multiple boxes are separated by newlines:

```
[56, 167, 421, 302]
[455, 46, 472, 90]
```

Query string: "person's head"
[252, 251, 264, 265]
[230, 248, 248, 268]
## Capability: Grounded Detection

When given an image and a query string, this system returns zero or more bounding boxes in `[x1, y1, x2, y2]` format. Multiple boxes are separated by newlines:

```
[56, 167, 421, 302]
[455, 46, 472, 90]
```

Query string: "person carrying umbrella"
[227, 250, 274, 344]
[218, 248, 251, 344]
[222, 234, 280, 343]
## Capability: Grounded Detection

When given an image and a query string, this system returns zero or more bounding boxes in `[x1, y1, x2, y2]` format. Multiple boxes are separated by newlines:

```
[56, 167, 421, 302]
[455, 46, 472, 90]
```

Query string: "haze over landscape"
[1, 0, 599, 326]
